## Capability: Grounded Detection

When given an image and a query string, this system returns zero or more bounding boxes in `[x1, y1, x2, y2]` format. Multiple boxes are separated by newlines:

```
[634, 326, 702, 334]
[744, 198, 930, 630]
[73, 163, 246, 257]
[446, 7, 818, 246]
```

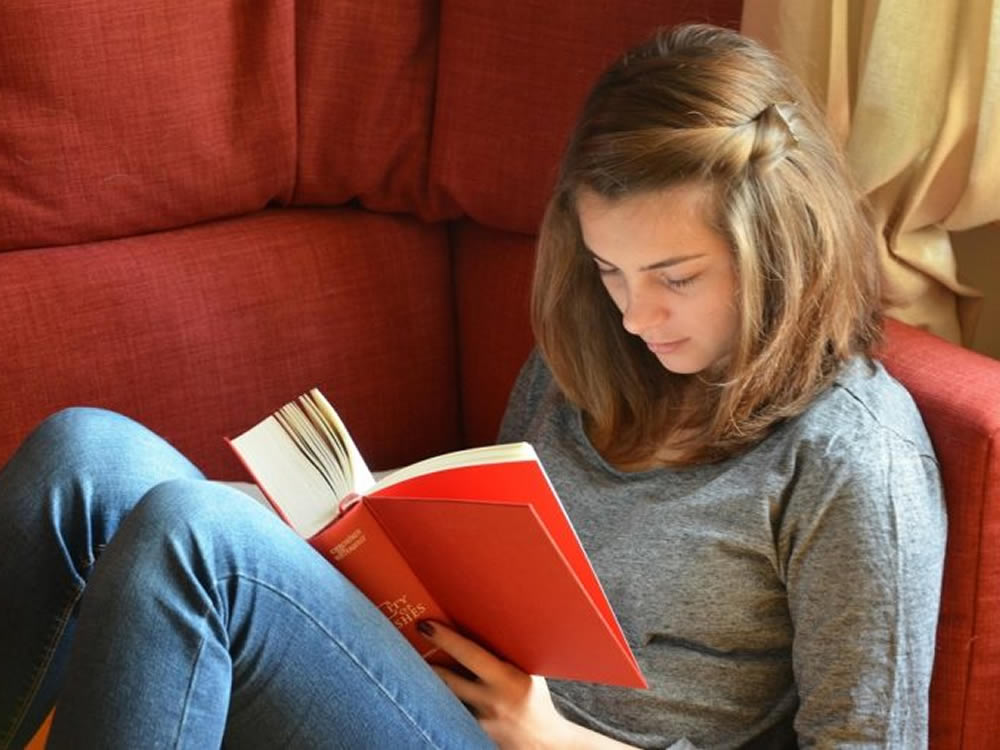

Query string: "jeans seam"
[218, 573, 450, 750]
[174, 632, 212, 750]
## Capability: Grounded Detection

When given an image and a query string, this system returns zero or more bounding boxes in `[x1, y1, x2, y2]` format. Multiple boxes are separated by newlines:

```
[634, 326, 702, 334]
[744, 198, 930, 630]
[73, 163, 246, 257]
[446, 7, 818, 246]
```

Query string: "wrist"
[554, 716, 639, 749]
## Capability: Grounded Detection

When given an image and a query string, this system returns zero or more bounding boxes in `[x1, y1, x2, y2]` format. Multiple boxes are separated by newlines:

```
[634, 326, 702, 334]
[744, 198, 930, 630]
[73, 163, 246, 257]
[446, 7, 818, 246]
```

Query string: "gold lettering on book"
[377, 595, 427, 630]
[329, 529, 366, 561]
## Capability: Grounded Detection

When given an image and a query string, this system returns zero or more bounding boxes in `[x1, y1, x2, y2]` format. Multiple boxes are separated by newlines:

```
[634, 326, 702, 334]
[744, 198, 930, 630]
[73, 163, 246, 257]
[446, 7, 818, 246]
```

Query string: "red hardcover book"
[227, 388, 646, 689]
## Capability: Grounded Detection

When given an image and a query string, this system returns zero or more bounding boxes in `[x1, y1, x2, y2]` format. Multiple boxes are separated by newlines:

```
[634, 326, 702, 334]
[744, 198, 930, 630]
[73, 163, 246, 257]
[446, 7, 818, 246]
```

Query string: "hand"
[417, 620, 574, 749]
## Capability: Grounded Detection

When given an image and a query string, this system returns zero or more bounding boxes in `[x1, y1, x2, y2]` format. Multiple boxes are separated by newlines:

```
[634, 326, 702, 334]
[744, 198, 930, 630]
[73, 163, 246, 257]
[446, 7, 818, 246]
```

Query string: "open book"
[227, 388, 646, 688]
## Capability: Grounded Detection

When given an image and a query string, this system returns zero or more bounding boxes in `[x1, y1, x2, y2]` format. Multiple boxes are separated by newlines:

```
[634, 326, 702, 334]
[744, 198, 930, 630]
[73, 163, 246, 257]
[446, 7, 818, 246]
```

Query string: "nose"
[621, 285, 668, 336]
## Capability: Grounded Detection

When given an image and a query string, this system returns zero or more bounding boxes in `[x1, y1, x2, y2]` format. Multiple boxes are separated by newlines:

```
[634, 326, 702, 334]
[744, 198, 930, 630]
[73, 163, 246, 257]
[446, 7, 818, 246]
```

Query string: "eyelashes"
[663, 274, 698, 289]
[594, 264, 700, 290]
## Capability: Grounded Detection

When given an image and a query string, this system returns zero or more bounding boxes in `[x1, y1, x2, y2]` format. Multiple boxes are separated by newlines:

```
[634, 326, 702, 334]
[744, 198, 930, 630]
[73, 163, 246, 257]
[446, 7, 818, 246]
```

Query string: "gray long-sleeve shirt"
[497, 352, 946, 749]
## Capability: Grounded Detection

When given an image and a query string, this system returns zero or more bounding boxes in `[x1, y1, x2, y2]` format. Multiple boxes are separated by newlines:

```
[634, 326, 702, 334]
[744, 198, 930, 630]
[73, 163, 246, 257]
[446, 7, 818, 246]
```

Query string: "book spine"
[309, 502, 453, 665]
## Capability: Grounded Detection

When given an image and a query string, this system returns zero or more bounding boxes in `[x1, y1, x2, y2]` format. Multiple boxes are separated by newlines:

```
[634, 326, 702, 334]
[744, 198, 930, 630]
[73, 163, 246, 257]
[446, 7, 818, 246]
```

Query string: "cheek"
[713, 284, 741, 340]
[697, 276, 740, 333]
[717, 302, 741, 345]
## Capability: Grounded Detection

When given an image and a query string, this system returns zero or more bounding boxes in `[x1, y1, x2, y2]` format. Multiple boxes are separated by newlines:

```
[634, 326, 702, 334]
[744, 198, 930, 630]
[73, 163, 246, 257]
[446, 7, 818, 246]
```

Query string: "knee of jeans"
[130, 479, 262, 543]
[33, 406, 127, 442]
[26, 408, 129, 470]
[30, 407, 147, 462]
[27, 407, 199, 481]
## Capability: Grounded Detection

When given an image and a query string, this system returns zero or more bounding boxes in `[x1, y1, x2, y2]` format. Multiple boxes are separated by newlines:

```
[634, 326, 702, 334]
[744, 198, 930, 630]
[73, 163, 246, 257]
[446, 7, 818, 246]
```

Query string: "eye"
[592, 259, 619, 277]
[660, 272, 700, 290]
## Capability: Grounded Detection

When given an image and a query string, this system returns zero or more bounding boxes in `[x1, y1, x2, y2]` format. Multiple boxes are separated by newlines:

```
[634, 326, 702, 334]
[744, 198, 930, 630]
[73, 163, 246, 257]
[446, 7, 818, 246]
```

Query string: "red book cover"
[308, 502, 453, 666]
[365, 461, 645, 687]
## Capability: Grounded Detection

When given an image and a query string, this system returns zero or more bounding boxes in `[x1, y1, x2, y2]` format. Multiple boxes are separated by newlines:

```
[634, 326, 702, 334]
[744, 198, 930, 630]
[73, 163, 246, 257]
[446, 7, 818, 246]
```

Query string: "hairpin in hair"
[765, 101, 799, 146]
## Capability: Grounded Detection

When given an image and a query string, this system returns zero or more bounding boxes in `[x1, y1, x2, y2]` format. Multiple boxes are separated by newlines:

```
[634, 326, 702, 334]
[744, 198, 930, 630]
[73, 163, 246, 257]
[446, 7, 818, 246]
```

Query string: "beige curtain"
[741, 0, 999, 345]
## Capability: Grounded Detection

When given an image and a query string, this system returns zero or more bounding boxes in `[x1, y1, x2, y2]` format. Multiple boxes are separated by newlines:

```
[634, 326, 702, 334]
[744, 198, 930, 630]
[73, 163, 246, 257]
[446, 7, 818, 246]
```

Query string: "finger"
[430, 665, 491, 710]
[417, 620, 517, 684]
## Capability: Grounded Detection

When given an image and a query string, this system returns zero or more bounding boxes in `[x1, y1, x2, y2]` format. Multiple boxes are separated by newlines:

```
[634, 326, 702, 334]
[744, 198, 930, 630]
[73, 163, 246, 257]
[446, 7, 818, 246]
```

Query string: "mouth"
[646, 338, 689, 354]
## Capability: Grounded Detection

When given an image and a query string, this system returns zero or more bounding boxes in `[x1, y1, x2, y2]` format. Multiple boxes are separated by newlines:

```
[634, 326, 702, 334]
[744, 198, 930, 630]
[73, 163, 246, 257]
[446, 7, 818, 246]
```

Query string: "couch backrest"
[429, 0, 743, 234]
[292, 1, 441, 216]
[0, 1, 298, 252]
[0, 0, 742, 474]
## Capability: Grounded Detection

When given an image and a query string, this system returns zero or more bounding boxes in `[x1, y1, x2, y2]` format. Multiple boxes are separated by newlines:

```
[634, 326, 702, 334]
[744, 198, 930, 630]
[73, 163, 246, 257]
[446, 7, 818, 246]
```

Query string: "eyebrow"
[587, 249, 706, 271]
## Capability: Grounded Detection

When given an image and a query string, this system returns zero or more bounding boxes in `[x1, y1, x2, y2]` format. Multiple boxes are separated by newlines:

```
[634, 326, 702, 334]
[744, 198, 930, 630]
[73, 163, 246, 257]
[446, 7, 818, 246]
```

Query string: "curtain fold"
[742, 0, 999, 345]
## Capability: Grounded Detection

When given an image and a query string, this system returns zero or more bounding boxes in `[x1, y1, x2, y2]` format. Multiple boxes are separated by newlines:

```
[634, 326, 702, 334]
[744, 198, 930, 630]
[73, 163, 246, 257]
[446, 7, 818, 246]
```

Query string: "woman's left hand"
[418, 620, 574, 749]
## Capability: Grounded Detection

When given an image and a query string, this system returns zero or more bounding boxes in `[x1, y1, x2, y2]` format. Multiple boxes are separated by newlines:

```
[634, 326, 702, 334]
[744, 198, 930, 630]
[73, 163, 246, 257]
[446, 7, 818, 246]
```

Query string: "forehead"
[575, 183, 729, 263]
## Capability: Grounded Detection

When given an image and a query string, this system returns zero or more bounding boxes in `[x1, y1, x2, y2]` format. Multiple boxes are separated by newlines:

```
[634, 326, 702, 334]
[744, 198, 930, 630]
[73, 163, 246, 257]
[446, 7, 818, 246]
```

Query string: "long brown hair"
[532, 24, 882, 467]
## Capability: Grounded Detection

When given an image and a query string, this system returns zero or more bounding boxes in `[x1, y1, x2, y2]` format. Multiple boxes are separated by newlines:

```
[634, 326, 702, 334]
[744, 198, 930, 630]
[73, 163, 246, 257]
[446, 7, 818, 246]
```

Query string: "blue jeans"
[0, 408, 494, 749]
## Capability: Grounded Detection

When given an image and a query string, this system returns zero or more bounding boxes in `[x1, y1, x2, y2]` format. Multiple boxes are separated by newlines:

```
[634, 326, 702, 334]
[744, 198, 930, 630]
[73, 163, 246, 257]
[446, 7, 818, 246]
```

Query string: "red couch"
[4, 2, 997, 748]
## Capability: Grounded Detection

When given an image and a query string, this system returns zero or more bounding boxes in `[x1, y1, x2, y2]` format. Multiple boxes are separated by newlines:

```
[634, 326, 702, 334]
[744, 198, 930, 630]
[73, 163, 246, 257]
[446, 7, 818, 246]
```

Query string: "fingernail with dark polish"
[416, 620, 435, 636]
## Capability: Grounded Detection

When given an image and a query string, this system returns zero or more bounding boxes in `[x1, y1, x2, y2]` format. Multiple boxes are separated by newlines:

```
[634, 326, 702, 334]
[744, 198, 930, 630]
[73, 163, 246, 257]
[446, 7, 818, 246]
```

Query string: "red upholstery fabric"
[880, 318, 1000, 749]
[452, 222, 536, 446]
[293, 0, 440, 216]
[0, 1, 298, 253]
[0, 209, 459, 477]
[430, 0, 744, 233]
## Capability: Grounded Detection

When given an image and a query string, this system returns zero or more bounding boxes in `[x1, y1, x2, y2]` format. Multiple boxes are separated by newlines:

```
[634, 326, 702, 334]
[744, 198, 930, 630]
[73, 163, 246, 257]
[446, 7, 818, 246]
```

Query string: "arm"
[780, 431, 946, 747]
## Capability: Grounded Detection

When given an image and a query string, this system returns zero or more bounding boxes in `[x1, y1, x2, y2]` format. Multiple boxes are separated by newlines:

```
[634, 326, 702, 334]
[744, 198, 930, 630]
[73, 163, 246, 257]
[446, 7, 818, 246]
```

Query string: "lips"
[646, 338, 688, 354]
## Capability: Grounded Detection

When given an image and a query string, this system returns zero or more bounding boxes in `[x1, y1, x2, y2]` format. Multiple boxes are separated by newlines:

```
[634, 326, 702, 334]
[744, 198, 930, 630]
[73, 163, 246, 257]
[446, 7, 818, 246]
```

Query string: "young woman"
[1, 24, 945, 750]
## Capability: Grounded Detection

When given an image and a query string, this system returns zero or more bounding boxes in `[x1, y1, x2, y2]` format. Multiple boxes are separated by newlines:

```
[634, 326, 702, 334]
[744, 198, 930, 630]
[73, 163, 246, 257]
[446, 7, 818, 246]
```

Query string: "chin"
[654, 355, 705, 375]
[655, 348, 728, 376]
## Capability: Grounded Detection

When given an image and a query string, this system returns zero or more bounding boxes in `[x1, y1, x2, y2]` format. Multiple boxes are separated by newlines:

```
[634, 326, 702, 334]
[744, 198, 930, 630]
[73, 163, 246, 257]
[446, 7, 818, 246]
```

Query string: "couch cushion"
[429, 0, 744, 234]
[293, 0, 440, 218]
[0, 209, 460, 477]
[880, 318, 1000, 749]
[0, 0, 297, 252]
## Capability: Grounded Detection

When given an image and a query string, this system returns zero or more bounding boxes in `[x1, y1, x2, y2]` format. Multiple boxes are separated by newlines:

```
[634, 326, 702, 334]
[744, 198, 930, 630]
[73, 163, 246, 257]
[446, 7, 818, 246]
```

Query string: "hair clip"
[768, 102, 799, 146]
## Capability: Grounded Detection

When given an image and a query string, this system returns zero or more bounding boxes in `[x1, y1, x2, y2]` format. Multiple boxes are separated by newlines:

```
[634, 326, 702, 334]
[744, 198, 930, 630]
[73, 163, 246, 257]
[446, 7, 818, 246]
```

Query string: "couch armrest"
[881, 318, 1000, 749]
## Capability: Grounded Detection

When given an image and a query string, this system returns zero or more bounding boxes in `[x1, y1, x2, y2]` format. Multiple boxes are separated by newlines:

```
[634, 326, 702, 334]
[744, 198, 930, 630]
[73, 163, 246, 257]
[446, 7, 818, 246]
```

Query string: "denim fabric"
[1, 408, 493, 749]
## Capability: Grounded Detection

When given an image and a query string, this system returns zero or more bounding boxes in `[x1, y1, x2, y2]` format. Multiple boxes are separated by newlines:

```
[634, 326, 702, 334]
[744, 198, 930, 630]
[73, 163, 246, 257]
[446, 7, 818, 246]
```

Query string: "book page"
[306, 389, 375, 493]
[229, 388, 376, 538]
[275, 404, 344, 494]
[301, 394, 350, 467]
[294, 397, 351, 491]
[371, 442, 533, 493]
[228, 417, 341, 537]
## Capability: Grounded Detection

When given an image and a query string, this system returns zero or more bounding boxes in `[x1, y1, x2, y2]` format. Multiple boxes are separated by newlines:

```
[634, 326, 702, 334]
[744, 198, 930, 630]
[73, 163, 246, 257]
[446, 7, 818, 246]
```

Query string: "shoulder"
[511, 348, 554, 395]
[497, 349, 563, 442]
[786, 357, 936, 463]
[506, 349, 558, 414]
[767, 357, 943, 539]
[763, 361, 946, 598]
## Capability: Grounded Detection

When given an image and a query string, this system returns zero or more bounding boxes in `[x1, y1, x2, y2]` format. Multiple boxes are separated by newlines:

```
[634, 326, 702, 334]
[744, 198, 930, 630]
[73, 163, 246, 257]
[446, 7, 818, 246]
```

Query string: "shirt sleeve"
[777, 426, 946, 748]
